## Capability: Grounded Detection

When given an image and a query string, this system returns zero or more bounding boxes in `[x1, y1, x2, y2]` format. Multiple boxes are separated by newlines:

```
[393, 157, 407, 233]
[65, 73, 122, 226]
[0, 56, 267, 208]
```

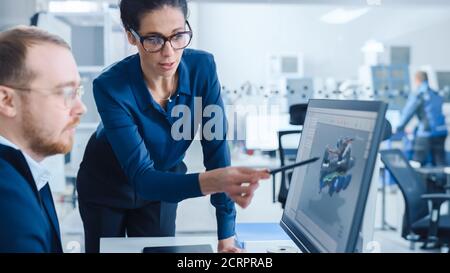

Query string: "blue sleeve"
[93, 78, 203, 203]
[397, 93, 423, 131]
[201, 55, 236, 240]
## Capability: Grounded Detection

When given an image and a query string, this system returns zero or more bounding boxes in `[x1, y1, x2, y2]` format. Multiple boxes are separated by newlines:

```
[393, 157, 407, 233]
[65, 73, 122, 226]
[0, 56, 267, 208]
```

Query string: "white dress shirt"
[0, 135, 50, 191]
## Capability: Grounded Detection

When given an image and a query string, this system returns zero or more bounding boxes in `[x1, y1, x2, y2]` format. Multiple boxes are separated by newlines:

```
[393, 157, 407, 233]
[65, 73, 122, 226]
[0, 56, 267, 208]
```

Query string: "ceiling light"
[320, 8, 370, 24]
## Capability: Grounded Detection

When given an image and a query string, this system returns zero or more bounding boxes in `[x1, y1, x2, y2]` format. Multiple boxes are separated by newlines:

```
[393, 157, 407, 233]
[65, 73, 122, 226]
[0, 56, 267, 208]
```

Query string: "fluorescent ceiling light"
[49, 1, 100, 13]
[320, 8, 369, 24]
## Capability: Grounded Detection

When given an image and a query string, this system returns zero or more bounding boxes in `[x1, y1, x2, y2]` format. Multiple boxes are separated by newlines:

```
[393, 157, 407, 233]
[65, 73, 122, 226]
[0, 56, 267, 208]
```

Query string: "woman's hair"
[119, 0, 188, 32]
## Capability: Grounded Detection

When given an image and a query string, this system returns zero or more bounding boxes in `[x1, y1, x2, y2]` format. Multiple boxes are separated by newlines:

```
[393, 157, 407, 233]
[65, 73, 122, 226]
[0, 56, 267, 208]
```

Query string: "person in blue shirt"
[76, 0, 269, 253]
[0, 26, 86, 252]
[397, 71, 448, 166]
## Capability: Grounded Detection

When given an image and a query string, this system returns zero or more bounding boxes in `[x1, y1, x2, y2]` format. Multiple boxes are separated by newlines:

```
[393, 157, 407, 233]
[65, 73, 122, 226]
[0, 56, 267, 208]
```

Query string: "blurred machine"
[265, 53, 307, 113]
[268, 53, 304, 77]
[359, 64, 411, 110]
[390, 46, 410, 66]
[285, 77, 314, 106]
[33, 8, 129, 68]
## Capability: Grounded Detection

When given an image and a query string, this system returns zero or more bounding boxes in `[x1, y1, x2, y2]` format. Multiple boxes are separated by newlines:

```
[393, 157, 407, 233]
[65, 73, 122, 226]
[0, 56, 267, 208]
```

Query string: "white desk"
[100, 236, 217, 253]
[100, 236, 299, 253]
[243, 240, 300, 253]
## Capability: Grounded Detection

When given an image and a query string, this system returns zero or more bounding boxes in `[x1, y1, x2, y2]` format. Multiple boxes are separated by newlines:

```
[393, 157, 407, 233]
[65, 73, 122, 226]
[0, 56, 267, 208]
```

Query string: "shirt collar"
[0, 135, 50, 191]
[128, 54, 192, 112]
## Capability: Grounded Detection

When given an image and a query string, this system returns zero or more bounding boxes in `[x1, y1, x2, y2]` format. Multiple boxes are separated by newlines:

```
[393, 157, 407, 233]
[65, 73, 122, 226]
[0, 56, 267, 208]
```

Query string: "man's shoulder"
[0, 157, 41, 219]
[0, 158, 48, 253]
[0, 158, 34, 195]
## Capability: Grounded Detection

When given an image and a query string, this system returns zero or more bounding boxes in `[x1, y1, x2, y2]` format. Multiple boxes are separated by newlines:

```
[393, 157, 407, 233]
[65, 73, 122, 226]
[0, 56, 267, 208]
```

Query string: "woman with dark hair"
[76, 0, 269, 253]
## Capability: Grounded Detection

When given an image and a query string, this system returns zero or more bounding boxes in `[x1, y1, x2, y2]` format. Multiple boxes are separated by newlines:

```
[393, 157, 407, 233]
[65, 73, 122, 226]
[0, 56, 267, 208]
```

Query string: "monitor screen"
[437, 71, 450, 91]
[390, 46, 410, 66]
[280, 99, 387, 253]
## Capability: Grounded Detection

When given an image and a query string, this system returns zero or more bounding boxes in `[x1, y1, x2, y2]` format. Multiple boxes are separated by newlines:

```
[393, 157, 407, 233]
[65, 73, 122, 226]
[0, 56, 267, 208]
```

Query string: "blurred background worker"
[397, 71, 448, 166]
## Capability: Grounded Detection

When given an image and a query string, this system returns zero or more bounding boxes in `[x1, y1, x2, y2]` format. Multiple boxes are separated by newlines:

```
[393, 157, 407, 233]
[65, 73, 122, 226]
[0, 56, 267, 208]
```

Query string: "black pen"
[268, 157, 320, 175]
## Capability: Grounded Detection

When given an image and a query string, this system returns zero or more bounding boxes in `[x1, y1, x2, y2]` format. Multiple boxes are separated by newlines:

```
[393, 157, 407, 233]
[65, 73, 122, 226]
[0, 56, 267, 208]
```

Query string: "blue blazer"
[0, 144, 62, 253]
[77, 49, 236, 240]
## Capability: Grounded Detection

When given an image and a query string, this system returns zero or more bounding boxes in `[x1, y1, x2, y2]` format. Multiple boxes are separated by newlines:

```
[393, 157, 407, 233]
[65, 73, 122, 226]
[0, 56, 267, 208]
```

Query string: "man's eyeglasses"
[130, 21, 193, 53]
[7, 84, 84, 109]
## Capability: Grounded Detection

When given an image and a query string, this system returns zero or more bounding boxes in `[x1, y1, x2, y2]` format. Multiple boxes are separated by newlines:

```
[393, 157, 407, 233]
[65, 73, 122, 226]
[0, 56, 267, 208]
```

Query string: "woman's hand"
[218, 236, 244, 253]
[199, 167, 270, 208]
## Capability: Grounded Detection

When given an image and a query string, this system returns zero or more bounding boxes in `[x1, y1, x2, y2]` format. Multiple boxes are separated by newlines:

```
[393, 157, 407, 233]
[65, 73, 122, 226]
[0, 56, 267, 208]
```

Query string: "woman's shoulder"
[182, 48, 215, 67]
[94, 54, 139, 86]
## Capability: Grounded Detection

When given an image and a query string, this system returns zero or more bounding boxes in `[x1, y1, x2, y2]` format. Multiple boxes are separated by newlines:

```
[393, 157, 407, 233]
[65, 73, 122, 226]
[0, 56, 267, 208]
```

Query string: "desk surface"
[100, 236, 217, 253]
[100, 236, 299, 253]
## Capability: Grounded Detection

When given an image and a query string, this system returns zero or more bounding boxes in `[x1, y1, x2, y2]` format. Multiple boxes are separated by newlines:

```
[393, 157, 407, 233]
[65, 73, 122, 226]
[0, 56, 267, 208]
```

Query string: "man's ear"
[126, 30, 137, 46]
[0, 86, 18, 117]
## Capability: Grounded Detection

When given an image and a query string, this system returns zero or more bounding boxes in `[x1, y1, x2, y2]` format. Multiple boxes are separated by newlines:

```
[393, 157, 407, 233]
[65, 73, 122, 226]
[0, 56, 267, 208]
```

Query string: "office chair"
[288, 104, 308, 126]
[382, 119, 392, 141]
[276, 103, 307, 208]
[380, 149, 450, 251]
[277, 130, 301, 207]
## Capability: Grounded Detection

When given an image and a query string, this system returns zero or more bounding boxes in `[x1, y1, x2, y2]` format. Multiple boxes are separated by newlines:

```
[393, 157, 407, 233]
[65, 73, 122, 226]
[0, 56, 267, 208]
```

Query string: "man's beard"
[22, 109, 80, 157]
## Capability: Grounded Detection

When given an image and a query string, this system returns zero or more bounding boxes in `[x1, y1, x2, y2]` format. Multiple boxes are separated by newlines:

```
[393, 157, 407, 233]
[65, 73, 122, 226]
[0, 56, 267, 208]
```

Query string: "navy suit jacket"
[0, 144, 62, 253]
[77, 49, 236, 240]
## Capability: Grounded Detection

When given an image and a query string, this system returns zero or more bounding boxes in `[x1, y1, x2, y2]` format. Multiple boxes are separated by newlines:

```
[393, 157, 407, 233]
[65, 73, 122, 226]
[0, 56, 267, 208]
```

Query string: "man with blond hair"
[0, 26, 86, 252]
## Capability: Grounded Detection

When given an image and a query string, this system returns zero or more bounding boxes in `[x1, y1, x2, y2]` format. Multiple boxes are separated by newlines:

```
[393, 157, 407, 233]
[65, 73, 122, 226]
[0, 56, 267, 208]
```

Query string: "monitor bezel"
[280, 99, 387, 253]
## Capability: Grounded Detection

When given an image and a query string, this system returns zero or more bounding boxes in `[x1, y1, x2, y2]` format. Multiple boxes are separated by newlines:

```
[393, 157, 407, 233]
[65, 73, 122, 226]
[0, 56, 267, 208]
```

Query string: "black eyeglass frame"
[130, 21, 193, 53]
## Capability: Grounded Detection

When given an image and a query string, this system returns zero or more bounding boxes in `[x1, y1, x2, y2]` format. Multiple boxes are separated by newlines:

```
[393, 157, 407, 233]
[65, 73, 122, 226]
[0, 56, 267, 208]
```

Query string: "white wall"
[189, 3, 450, 90]
[387, 17, 450, 71]
[0, 0, 37, 30]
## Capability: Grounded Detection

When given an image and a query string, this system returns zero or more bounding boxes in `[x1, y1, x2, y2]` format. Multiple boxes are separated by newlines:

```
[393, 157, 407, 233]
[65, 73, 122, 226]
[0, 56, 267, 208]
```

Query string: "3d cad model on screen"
[319, 136, 356, 196]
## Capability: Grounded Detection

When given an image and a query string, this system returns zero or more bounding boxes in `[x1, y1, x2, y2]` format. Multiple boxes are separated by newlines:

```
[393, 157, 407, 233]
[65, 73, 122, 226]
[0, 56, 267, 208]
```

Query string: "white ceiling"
[189, 0, 450, 5]
[43, 0, 450, 6]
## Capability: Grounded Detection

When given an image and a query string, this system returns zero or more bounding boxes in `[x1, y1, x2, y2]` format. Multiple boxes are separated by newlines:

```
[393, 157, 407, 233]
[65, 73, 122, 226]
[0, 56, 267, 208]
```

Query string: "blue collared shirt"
[91, 49, 235, 240]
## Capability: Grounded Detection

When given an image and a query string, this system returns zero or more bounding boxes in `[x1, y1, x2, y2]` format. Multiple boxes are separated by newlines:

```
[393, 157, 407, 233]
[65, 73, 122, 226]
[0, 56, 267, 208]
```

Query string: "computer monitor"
[390, 46, 410, 66]
[437, 71, 450, 92]
[280, 99, 387, 253]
